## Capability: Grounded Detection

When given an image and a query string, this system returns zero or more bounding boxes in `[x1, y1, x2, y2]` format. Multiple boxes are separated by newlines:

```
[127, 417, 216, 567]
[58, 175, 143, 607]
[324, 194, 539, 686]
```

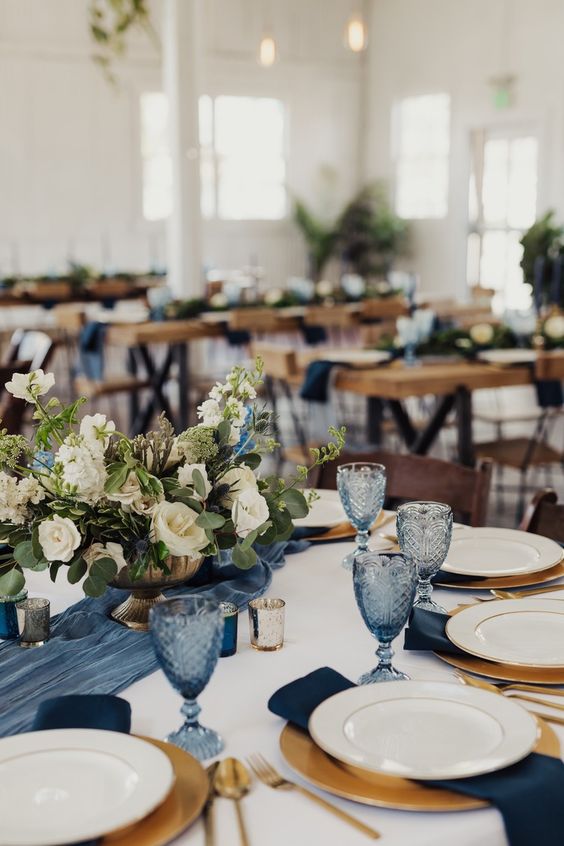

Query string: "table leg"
[176, 342, 190, 431]
[455, 386, 475, 466]
[387, 400, 417, 447]
[131, 345, 175, 434]
[411, 394, 456, 455]
[366, 397, 384, 445]
[127, 348, 140, 431]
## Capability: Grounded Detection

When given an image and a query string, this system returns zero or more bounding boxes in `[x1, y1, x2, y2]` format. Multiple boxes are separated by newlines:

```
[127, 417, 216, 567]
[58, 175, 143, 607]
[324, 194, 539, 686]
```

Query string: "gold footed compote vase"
[109, 555, 204, 632]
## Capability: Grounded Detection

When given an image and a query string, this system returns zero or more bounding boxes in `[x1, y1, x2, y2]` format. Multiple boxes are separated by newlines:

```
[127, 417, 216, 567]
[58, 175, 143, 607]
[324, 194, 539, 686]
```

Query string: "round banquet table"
[22, 539, 564, 846]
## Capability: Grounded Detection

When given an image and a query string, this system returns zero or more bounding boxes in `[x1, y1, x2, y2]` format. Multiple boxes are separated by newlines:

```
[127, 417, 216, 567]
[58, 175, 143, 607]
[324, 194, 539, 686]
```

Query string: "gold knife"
[204, 761, 220, 846]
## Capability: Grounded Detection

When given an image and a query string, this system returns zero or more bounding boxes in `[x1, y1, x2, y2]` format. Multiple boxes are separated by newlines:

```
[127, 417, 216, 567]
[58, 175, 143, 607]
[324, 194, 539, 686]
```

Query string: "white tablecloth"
[23, 540, 564, 846]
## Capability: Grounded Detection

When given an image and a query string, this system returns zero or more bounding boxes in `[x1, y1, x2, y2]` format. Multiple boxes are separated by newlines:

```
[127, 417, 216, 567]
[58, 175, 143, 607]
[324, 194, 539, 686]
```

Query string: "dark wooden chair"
[519, 489, 564, 543]
[0, 330, 56, 434]
[314, 450, 493, 526]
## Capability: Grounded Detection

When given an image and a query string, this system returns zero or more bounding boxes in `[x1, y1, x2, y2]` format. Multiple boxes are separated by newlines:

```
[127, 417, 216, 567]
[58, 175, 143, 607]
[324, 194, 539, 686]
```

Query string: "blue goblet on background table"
[150, 596, 224, 760]
[353, 551, 417, 683]
[337, 462, 386, 571]
[396, 501, 453, 613]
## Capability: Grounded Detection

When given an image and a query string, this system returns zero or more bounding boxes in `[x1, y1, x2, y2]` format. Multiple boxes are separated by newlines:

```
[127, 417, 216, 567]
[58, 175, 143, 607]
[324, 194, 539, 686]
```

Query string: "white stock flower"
[197, 398, 223, 427]
[225, 397, 246, 428]
[0, 472, 45, 525]
[232, 488, 269, 538]
[238, 380, 256, 400]
[544, 315, 564, 339]
[79, 414, 115, 452]
[177, 463, 212, 499]
[38, 515, 81, 562]
[5, 369, 55, 402]
[107, 471, 141, 508]
[220, 464, 258, 506]
[151, 501, 207, 558]
[469, 323, 495, 346]
[57, 442, 107, 505]
[84, 541, 128, 573]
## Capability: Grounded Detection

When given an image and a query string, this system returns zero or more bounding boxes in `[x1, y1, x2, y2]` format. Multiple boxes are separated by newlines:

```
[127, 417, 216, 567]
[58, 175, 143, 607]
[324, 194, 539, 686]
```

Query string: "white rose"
[151, 501, 207, 558]
[232, 488, 269, 538]
[264, 287, 283, 305]
[107, 471, 141, 508]
[38, 515, 81, 563]
[5, 369, 55, 401]
[469, 323, 495, 345]
[544, 315, 564, 340]
[79, 414, 115, 452]
[316, 279, 334, 298]
[177, 463, 212, 500]
[130, 493, 162, 516]
[220, 464, 258, 505]
[209, 292, 229, 309]
[84, 541, 128, 573]
[57, 443, 107, 505]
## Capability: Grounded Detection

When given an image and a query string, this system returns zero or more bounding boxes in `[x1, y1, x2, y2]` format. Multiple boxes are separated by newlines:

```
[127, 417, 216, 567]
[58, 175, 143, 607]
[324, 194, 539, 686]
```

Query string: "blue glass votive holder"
[0, 589, 28, 640]
[219, 601, 238, 657]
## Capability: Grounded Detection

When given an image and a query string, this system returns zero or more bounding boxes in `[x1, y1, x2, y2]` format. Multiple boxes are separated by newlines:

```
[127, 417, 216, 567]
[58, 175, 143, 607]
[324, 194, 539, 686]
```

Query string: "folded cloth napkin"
[268, 667, 564, 846]
[403, 607, 464, 655]
[78, 321, 107, 381]
[431, 569, 486, 585]
[291, 526, 331, 541]
[300, 360, 338, 403]
[32, 694, 131, 733]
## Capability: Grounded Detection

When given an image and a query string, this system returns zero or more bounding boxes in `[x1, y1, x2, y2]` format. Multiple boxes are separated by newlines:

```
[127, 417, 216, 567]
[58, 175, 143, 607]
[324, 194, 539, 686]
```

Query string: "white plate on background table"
[320, 349, 391, 366]
[0, 729, 174, 846]
[477, 349, 537, 366]
[293, 489, 347, 529]
[309, 681, 537, 781]
[446, 598, 564, 668]
[442, 527, 563, 577]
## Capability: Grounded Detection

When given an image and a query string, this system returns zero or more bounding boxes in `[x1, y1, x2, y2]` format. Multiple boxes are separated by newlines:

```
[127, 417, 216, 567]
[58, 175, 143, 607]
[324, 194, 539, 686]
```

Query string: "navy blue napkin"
[78, 322, 107, 380]
[32, 694, 131, 733]
[403, 607, 464, 655]
[268, 667, 564, 846]
[431, 569, 486, 585]
[300, 360, 337, 403]
[301, 324, 328, 346]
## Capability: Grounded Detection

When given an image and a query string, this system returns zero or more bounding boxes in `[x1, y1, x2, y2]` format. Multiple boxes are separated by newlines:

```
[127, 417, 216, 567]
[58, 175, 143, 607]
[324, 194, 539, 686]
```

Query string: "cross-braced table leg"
[130, 344, 176, 434]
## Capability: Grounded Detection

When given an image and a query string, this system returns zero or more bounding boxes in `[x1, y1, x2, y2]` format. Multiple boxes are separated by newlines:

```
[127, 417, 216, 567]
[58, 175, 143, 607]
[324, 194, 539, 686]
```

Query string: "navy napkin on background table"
[300, 360, 338, 403]
[403, 607, 465, 655]
[431, 568, 486, 585]
[268, 666, 564, 846]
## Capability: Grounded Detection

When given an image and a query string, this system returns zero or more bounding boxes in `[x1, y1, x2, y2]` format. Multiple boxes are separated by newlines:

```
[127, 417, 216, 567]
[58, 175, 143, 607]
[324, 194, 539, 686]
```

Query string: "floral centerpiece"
[0, 360, 344, 628]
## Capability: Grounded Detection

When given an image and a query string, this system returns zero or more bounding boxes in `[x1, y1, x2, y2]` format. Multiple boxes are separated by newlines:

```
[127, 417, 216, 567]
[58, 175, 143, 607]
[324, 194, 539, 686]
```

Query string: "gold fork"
[455, 671, 564, 723]
[247, 753, 380, 840]
[491, 585, 564, 600]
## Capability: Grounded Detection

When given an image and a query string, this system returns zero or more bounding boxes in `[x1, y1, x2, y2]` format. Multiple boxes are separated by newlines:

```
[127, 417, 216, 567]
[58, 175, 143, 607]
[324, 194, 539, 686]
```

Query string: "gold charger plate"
[280, 720, 559, 812]
[435, 651, 564, 685]
[435, 559, 564, 591]
[104, 737, 208, 845]
[308, 510, 395, 543]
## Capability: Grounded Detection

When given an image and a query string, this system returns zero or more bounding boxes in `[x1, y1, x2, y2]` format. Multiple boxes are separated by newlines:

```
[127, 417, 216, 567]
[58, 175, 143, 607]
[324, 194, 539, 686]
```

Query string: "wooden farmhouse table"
[334, 359, 534, 465]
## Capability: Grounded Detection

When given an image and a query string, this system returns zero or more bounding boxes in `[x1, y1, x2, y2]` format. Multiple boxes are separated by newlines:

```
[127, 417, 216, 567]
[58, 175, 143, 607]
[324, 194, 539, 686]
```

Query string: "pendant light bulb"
[258, 35, 277, 67]
[346, 13, 367, 53]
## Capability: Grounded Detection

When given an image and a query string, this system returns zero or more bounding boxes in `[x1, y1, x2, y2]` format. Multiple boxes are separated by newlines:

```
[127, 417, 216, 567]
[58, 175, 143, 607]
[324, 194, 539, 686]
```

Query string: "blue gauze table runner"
[0, 540, 307, 736]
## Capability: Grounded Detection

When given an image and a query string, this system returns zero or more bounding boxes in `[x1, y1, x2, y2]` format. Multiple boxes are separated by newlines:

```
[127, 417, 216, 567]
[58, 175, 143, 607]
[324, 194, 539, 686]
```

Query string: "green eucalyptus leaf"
[231, 543, 257, 570]
[67, 557, 87, 584]
[90, 556, 118, 584]
[191, 468, 206, 500]
[0, 566, 25, 595]
[280, 488, 309, 518]
[217, 420, 231, 444]
[49, 560, 64, 583]
[235, 452, 261, 470]
[13, 541, 38, 569]
[83, 574, 107, 598]
[196, 511, 226, 530]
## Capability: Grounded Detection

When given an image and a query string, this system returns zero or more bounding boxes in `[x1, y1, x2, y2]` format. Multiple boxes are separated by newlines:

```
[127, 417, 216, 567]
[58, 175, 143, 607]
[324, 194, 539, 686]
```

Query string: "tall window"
[467, 129, 538, 308]
[393, 93, 450, 219]
[140, 93, 286, 222]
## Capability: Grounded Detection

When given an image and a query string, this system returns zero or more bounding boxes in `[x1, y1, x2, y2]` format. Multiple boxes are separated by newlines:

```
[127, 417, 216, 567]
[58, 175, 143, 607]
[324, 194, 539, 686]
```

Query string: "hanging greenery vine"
[88, 0, 159, 83]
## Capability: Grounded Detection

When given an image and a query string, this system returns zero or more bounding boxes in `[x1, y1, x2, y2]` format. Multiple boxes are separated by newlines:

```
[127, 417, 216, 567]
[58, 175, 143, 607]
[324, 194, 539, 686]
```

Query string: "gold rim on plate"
[280, 719, 559, 812]
[435, 559, 564, 591]
[434, 651, 564, 685]
[103, 737, 208, 845]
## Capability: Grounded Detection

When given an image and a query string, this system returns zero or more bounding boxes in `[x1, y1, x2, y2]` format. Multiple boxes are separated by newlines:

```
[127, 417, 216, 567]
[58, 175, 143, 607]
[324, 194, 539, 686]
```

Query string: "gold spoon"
[214, 757, 252, 846]
[491, 585, 564, 600]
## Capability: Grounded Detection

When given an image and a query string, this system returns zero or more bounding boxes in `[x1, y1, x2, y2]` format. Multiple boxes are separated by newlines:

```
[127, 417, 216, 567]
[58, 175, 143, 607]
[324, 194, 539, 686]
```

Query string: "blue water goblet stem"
[337, 462, 387, 571]
[150, 596, 225, 761]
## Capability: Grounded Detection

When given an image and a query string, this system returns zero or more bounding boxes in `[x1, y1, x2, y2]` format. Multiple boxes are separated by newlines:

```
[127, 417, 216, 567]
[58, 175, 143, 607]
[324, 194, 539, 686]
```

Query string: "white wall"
[364, 0, 564, 299]
[0, 0, 364, 288]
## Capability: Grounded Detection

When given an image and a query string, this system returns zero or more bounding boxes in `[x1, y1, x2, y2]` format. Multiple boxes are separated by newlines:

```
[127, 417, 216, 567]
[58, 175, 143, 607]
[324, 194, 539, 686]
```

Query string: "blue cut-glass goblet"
[337, 462, 386, 570]
[353, 551, 417, 683]
[396, 501, 453, 613]
[150, 596, 224, 761]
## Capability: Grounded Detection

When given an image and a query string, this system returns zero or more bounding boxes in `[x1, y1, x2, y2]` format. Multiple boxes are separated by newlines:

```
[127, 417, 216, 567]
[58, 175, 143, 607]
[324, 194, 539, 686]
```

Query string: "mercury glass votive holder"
[248, 598, 285, 651]
[16, 597, 50, 647]
[0, 589, 27, 640]
[219, 601, 238, 657]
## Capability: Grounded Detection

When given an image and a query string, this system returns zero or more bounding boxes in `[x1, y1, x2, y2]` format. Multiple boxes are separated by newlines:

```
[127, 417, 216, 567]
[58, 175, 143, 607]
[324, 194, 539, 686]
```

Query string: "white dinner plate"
[442, 527, 562, 577]
[446, 598, 564, 667]
[309, 681, 538, 780]
[321, 350, 391, 366]
[0, 729, 175, 846]
[477, 349, 537, 366]
[294, 489, 347, 528]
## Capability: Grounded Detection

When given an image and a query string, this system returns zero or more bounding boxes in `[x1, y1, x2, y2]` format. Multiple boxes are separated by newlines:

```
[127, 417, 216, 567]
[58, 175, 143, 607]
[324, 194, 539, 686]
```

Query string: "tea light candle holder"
[17, 597, 50, 647]
[0, 589, 27, 640]
[248, 597, 285, 651]
[219, 601, 238, 657]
